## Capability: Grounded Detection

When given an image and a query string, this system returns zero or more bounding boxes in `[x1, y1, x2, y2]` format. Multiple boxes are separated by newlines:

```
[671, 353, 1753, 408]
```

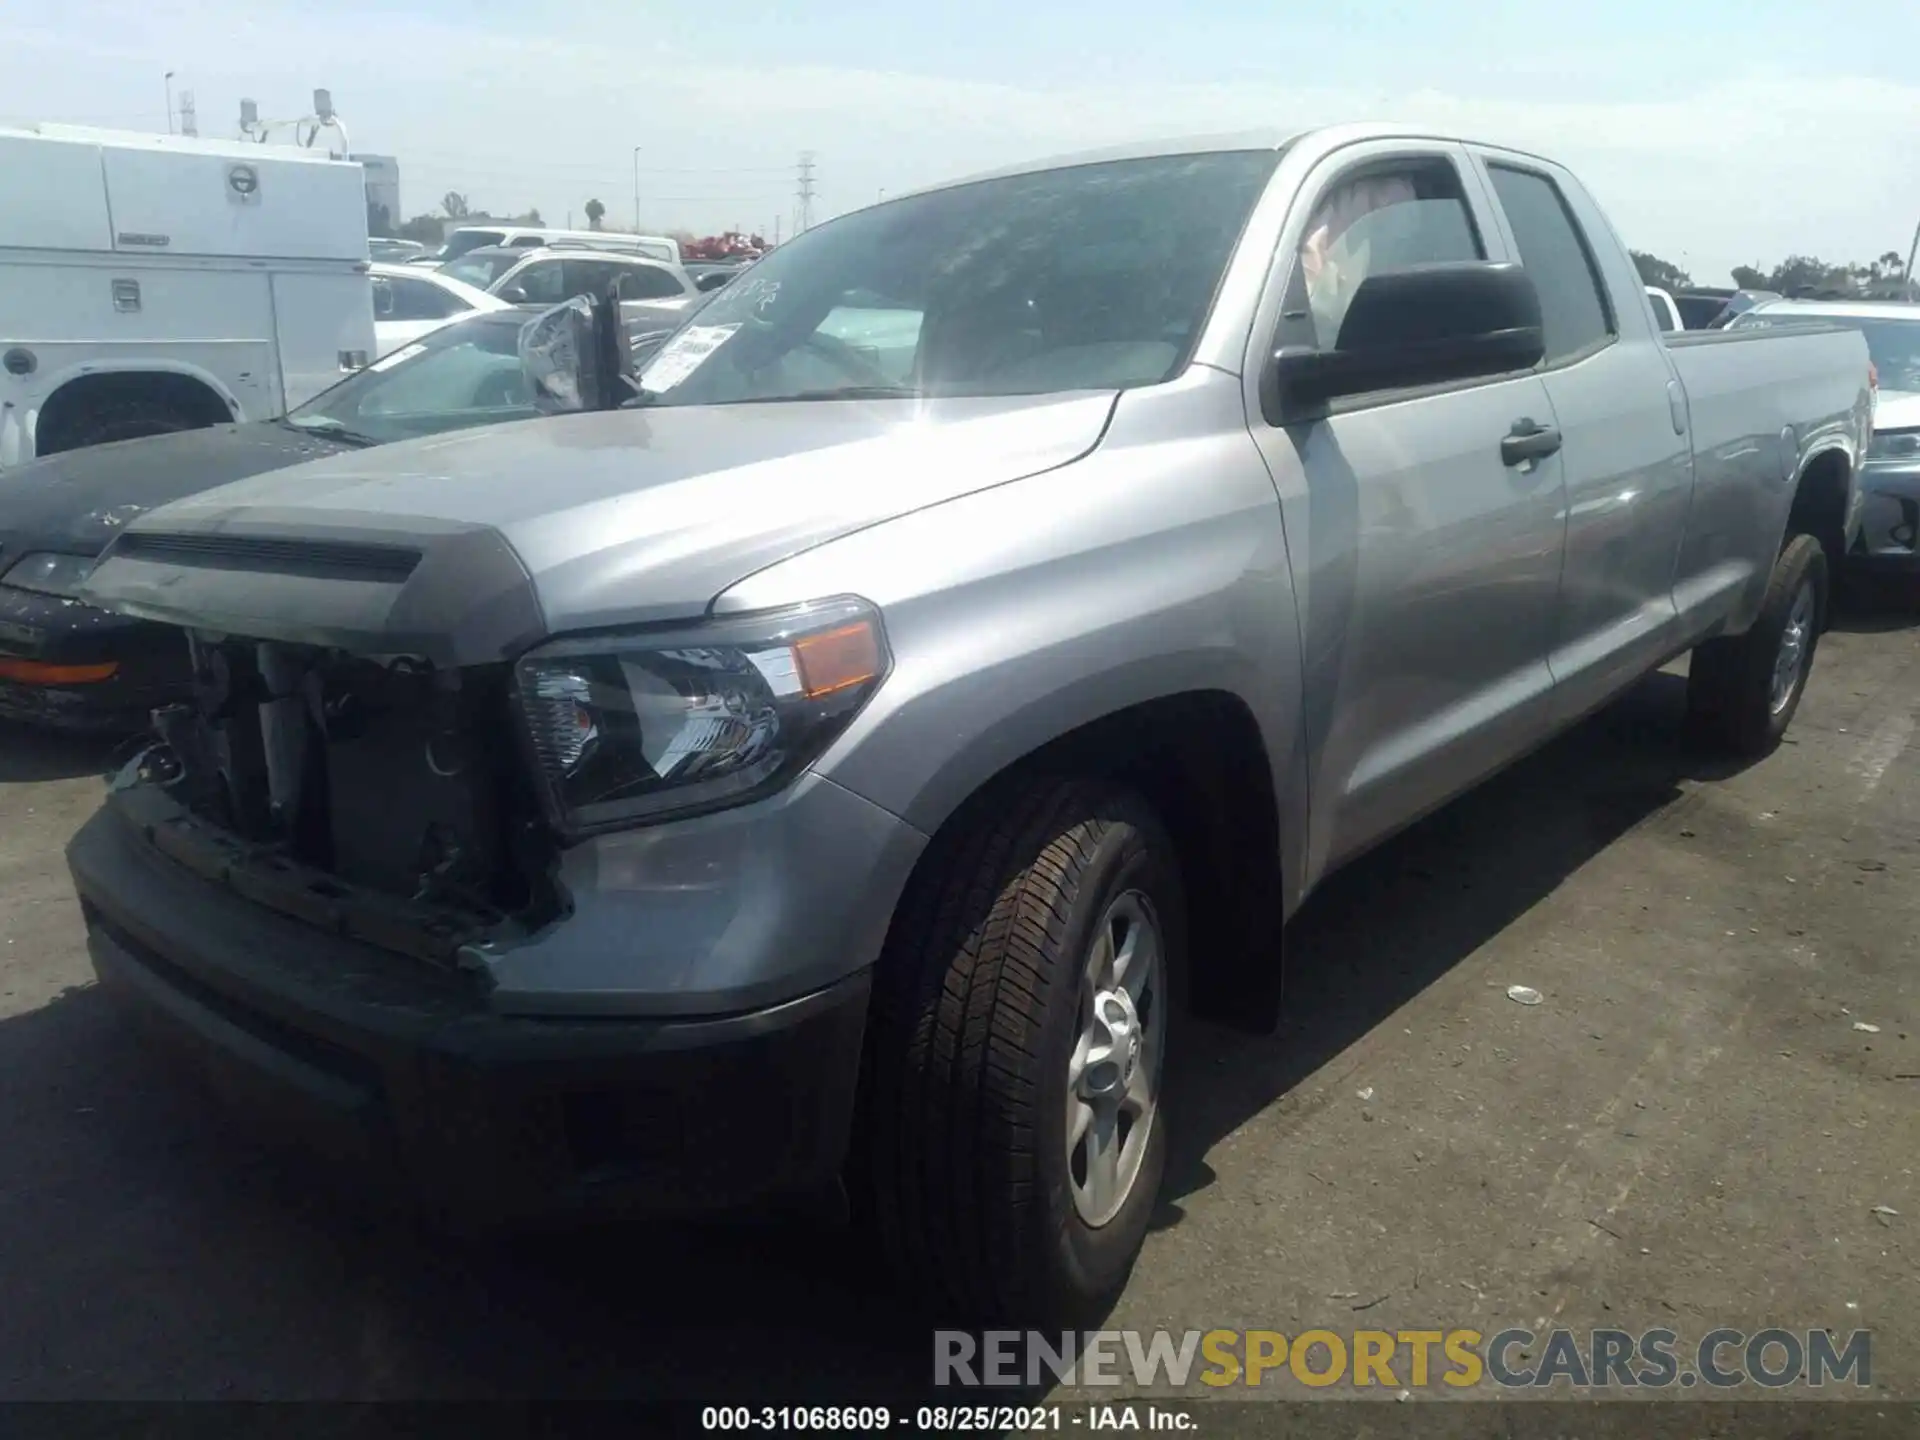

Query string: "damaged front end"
[116, 635, 559, 968]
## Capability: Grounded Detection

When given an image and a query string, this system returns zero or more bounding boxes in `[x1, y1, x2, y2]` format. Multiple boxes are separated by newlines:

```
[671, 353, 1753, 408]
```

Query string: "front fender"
[715, 368, 1310, 916]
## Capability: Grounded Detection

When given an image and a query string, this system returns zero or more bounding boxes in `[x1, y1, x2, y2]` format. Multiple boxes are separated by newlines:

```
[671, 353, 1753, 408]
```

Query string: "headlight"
[514, 597, 889, 833]
[1867, 427, 1920, 463]
[2, 552, 96, 598]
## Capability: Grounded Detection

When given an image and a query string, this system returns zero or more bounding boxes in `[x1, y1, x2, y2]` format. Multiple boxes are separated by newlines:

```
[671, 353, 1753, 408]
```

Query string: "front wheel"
[863, 778, 1185, 1323]
[1687, 532, 1827, 757]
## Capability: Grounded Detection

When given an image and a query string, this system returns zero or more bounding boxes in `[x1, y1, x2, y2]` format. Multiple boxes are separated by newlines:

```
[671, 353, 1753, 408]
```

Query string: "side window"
[508, 235, 546, 249]
[383, 277, 463, 322]
[508, 260, 568, 304]
[561, 260, 624, 298]
[616, 265, 686, 301]
[1297, 158, 1483, 349]
[1487, 165, 1614, 364]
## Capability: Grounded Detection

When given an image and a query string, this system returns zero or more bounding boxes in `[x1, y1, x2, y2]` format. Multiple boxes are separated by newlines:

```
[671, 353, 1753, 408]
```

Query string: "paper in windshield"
[642, 324, 740, 392]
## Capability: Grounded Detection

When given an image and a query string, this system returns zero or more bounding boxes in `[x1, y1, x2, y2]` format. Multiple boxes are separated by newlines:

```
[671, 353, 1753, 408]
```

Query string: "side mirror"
[1265, 262, 1544, 418]
[517, 285, 634, 413]
[695, 271, 734, 293]
[497, 282, 529, 303]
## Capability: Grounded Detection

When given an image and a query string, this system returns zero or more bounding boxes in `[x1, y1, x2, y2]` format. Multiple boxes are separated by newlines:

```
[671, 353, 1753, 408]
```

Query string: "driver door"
[1242, 140, 1571, 881]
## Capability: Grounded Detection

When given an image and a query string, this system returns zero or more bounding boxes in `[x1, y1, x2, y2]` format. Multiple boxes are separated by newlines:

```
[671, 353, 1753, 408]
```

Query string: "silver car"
[1730, 298, 1920, 575]
[71, 124, 1869, 1322]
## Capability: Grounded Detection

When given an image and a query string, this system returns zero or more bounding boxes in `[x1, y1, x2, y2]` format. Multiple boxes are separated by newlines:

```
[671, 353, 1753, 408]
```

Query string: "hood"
[1872, 389, 1920, 434]
[79, 392, 1118, 666]
[0, 422, 355, 561]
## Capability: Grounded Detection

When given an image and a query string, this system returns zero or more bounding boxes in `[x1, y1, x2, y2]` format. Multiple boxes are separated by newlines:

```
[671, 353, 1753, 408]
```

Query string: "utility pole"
[796, 152, 816, 233]
[164, 71, 175, 133]
[633, 147, 642, 233]
[773, 216, 782, 247]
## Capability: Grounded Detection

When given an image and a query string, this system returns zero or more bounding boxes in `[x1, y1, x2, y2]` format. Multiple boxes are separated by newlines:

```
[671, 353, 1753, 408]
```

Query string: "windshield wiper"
[745, 385, 926, 403]
[279, 417, 380, 447]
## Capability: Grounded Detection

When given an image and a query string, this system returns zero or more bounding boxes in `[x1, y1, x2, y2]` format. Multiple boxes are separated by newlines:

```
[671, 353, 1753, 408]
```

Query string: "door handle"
[1501, 417, 1563, 467]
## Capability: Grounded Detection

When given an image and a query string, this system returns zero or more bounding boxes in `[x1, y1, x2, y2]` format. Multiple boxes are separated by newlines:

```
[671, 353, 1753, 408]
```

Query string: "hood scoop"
[82, 518, 543, 667]
[114, 532, 423, 584]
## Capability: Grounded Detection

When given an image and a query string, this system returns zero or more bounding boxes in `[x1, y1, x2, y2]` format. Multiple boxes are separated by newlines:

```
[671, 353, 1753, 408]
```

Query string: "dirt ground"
[0, 603, 1914, 1411]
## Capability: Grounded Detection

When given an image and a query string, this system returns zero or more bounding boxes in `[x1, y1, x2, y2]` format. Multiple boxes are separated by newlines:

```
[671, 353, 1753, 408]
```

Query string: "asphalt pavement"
[0, 602, 1914, 1407]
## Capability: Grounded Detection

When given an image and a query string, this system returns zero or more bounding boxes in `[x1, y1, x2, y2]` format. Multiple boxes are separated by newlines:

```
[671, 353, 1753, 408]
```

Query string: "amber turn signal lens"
[0, 658, 119, 685]
[793, 621, 882, 699]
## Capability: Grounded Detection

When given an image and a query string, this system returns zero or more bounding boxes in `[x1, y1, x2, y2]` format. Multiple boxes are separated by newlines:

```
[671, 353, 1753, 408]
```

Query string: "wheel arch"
[31, 363, 240, 457]
[861, 680, 1292, 1034]
[1784, 440, 1855, 576]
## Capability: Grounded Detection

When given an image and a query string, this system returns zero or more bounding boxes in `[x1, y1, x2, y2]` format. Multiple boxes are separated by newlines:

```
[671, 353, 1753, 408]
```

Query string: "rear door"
[1242, 139, 1571, 878]
[1471, 152, 1694, 725]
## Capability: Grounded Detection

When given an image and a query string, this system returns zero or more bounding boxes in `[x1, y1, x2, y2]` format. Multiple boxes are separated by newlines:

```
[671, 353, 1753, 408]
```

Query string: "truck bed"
[1660, 324, 1871, 635]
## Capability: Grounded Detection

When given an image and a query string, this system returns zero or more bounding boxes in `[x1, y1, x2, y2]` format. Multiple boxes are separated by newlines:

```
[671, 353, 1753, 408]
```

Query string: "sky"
[4, 0, 1917, 285]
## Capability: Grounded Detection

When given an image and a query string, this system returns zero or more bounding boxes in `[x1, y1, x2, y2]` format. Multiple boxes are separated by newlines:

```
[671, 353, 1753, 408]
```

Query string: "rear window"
[1487, 165, 1614, 364]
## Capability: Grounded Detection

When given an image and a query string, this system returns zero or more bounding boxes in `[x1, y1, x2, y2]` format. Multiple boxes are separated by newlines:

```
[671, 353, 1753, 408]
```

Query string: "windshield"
[439, 229, 506, 261]
[1732, 311, 1920, 393]
[636, 151, 1279, 406]
[441, 252, 523, 289]
[283, 314, 537, 444]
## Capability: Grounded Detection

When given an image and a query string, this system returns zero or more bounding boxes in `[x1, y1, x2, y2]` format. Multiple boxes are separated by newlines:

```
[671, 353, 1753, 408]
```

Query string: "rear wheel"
[1687, 532, 1827, 757]
[38, 396, 205, 455]
[863, 778, 1184, 1323]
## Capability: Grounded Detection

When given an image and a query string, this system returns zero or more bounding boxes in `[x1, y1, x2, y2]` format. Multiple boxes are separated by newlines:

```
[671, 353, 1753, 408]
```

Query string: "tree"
[584, 198, 606, 231]
[1630, 250, 1691, 292]
[1730, 264, 1768, 291]
[1879, 251, 1905, 279]
[441, 191, 471, 220]
[366, 199, 393, 239]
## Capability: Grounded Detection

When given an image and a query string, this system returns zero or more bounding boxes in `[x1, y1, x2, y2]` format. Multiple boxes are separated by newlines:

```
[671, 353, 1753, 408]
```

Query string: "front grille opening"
[154, 637, 559, 939]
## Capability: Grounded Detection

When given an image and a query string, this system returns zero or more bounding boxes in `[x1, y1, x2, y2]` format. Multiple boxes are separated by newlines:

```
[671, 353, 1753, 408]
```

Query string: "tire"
[1686, 532, 1827, 757]
[39, 397, 204, 456]
[863, 778, 1185, 1324]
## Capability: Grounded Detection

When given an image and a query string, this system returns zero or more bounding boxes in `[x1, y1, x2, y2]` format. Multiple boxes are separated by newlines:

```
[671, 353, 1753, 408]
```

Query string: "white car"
[369, 262, 511, 357]
[439, 225, 682, 265]
[485, 248, 699, 310]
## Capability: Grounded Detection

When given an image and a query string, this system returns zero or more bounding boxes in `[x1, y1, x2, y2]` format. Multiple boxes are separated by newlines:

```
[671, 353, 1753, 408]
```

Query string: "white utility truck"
[0, 123, 375, 468]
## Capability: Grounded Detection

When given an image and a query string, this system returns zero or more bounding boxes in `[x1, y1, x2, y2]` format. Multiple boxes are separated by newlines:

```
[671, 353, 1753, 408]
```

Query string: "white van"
[439, 225, 682, 266]
[0, 124, 377, 468]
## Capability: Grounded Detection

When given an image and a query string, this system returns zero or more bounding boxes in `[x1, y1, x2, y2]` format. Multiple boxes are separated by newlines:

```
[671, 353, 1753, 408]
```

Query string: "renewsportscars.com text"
[934, 1327, 1871, 1391]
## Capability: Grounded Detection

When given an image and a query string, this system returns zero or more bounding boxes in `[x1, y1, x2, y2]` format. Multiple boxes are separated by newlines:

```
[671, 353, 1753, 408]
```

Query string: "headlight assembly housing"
[2, 551, 96, 598]
[1866, 426, 1920, 464]
[514, 597, 889, 834]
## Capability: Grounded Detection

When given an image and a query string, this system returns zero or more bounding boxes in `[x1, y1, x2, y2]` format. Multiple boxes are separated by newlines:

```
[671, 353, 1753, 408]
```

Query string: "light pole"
[164, 71, 175, 134]
[1904, 218, 1920, 303]
[632, 147, 642, 234]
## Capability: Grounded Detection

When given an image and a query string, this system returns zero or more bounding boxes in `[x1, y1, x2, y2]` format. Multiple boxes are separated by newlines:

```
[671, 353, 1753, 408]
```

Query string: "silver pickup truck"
[69, 125, 1871, 1323]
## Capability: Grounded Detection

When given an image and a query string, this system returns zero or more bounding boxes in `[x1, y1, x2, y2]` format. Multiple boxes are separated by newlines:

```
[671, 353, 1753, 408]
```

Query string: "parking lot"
[0, 602, 1914, 1405]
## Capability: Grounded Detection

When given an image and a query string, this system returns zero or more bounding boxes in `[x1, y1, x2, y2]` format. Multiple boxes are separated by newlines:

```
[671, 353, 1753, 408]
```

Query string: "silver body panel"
[80, 125, 1871, 1017]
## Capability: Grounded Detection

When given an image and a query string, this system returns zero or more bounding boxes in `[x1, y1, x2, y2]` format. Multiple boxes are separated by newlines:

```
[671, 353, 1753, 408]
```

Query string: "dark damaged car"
[0, 308, 552, 729]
